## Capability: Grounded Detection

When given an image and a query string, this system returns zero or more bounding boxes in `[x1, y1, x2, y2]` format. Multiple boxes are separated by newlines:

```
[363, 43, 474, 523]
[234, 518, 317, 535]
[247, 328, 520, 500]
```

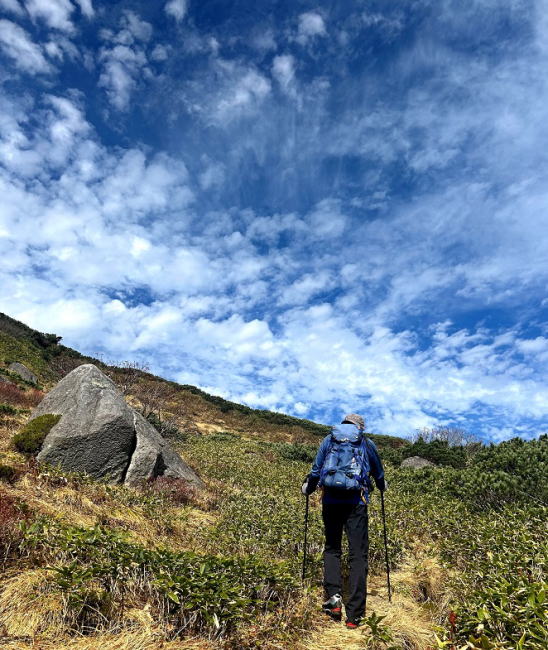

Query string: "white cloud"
[122, 10, 152, 41]
[297, 11, 326, 44]
[25, 0, 75, 33]
[97, 12, 153, 111]
[195, 315, 277, 361]
[98, 45, 148, 111]
[43, 34, 79, 62]
[213, 64, 271, 123]
[19, 298, 100, 335]
[151, 43, 169, 61]
[199, 160, 225, 190]
[74, 0, 93, 18]
[272, 54, 295, 94]
[308, 198, 347, 238]
[165, 0, 187, 23]
[280, 272, 332, 306]
[0, 19, 52, 73]
[0, 0, 24, 16]
[251, 29, 276, 52]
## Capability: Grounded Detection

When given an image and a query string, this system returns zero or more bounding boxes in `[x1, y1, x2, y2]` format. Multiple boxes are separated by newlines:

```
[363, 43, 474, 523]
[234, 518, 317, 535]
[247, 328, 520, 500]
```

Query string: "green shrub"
[0, 464, 20, 483]
[0, 403, 18, 415]
[146, 412, 182, 439]
[400, 438, 467, 468]
[13, 414, 61, 454]
[210, 431, 241, 442]
[20, 518, 299, 637]
[271, 442, 316, 463]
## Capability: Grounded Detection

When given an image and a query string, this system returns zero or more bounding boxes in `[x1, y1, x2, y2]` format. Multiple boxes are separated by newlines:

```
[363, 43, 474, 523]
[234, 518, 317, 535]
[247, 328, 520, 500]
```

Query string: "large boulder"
[401, 456, 435, 469]
[32, 364, 203, 487]
[9, 362, 38, 385]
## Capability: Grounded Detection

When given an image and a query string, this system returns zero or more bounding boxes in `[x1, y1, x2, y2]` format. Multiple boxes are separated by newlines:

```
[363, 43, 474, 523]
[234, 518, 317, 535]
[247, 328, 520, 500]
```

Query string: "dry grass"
[395, 552, 449, 611]
[0, 569, 66, 639]
[1, 633, 214, 649]
[303, 570, 437, 650]
[6, 471, 215, 549]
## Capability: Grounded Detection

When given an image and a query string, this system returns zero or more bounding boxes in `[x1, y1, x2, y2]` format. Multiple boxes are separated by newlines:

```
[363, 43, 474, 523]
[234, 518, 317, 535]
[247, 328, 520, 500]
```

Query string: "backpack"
[319, 424, 372, 491]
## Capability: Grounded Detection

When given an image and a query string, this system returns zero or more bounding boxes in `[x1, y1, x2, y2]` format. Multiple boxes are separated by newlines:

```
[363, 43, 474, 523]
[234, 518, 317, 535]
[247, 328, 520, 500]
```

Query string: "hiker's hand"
[302, 475, 319, 495]
[376, 477, 387, 492]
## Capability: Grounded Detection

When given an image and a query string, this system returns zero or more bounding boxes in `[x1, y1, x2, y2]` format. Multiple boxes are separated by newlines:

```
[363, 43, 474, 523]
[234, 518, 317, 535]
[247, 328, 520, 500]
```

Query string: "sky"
[0, 0, 547, 440]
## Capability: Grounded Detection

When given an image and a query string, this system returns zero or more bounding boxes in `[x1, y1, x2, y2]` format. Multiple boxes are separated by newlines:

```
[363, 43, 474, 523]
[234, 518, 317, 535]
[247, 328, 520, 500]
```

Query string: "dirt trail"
[302, 571, 435, 650]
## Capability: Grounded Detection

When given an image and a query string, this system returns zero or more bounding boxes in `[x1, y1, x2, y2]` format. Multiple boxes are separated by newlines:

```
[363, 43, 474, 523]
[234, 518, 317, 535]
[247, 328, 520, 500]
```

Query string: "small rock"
[401, 456, 436, 469]
[9, 362, 38, 385]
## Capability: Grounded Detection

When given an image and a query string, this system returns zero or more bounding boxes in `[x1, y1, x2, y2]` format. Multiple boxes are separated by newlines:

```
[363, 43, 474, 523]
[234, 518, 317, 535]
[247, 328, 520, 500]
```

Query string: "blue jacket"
[308, 433, 385, 504]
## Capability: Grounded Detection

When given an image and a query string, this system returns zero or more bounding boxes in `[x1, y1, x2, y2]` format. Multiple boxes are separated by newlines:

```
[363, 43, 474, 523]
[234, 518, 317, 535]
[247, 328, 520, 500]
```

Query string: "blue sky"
[1, 0, 547, 440]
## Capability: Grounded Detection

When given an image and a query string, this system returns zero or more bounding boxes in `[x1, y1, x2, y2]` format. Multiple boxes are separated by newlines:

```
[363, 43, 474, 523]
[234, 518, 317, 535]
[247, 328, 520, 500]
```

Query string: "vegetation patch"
[265, 441, 317, 463]
[399, 438, 468, 468]
[0, 463, 21, 483]
[13, 414, 61, 455]
[145, 411, 182, 439]
[0, 402, 19, 415]
[0, 490, 27, 566]
[19, 518, 300, 639]
[147, 476, 197, 505]
[0, 381, 43, 408]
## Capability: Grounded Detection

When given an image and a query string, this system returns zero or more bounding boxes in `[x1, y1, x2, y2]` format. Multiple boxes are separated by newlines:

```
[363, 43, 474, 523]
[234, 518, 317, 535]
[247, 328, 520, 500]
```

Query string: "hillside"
[0, 312, 406, 447]
[0, 312, 546, 650]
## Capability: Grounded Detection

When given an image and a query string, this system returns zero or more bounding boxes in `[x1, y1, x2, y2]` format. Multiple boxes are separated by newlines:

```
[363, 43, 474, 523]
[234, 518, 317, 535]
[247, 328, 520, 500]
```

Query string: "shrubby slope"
[0, 312, 546, 649]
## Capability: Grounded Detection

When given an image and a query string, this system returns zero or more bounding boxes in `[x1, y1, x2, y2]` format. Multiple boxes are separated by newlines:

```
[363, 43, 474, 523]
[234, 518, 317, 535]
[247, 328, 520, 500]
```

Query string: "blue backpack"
[320, 424, 372, 491]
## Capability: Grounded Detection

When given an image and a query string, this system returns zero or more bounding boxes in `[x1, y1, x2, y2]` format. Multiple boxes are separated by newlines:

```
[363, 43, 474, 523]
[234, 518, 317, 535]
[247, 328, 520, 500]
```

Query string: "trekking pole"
[302, 494, 309, 583]
[380, 490, 392, 602]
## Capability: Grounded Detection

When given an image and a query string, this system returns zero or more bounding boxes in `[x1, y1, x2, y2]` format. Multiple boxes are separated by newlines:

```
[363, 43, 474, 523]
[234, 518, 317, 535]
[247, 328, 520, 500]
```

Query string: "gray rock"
[32, 364, 203, 487]
[401, 456, 436, 469]
[124, 411, 203, 486]
[9, 362, 38, 385]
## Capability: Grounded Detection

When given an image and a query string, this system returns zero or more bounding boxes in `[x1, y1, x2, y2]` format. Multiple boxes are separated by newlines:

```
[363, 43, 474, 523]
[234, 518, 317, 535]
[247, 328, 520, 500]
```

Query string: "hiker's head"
[341, 413, 365, 431]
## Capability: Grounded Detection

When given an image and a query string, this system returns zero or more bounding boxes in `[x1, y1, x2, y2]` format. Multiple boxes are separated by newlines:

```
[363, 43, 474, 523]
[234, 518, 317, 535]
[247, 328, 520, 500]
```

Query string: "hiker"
[301, 413, 386, 629]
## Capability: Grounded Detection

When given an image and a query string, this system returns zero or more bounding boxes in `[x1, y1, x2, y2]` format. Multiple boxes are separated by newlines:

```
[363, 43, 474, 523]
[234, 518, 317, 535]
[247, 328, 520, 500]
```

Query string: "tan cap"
[341, 413, 365, 429]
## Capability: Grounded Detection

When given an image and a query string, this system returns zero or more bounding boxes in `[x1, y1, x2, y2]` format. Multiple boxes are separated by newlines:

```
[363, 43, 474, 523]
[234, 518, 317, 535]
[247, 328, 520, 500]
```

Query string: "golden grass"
[303, 570, 436, 650]
[0, 569, 214, 649]
[3, 472, 215, 553]
[1, 630, 214, 649]
[395, 552, 449, 611]
[0, 569, 67, 639]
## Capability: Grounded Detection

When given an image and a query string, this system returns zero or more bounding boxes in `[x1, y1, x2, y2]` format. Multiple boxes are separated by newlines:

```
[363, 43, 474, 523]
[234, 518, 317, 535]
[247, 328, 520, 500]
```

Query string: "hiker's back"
[320, 424, 370, 491]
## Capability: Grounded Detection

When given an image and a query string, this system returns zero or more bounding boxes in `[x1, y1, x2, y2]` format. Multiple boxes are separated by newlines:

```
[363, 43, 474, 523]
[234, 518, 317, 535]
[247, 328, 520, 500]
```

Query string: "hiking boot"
[322, 593, 343, 621]
[345, 619, 362, 629]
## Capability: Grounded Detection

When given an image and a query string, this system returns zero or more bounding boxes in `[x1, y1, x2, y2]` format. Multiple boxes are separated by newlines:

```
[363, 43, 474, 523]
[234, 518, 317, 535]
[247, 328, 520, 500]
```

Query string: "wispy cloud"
[165, 0, 187, 23]
[296, 11, 326, 45]
[0, 1, 547, 439]
[0, 0, 25, 17]
[0, 19, 52, 73]
[25, 0, 76, 33]
[98, 10, 153, 110]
